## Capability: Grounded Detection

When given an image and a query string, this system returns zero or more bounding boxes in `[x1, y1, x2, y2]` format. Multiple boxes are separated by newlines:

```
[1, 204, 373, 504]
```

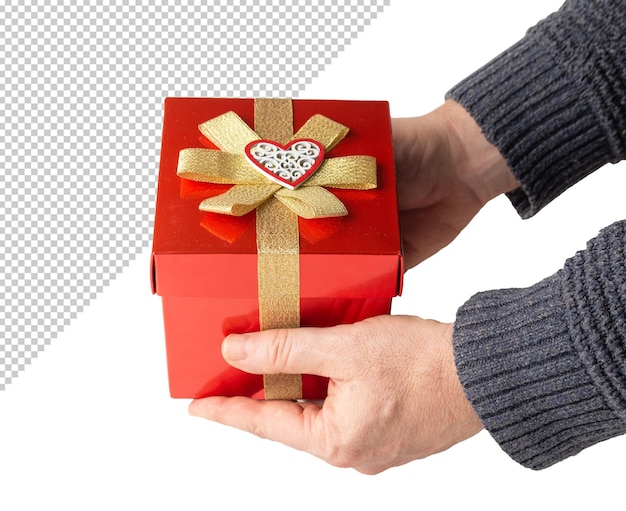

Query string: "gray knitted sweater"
[447, 0, 626, 470]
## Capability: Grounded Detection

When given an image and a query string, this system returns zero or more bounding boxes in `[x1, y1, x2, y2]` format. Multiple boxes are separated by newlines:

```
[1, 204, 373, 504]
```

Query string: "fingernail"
[222, 334, 250, 361]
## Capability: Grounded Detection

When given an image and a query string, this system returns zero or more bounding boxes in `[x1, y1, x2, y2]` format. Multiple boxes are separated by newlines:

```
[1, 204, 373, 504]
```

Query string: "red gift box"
[151, 98, 403, 400]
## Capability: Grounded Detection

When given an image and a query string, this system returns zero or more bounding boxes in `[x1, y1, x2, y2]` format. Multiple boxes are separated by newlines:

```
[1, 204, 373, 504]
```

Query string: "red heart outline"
[244, 138, 325, 190]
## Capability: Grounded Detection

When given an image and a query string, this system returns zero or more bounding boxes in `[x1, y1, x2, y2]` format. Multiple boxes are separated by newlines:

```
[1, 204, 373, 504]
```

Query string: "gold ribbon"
[177, 98, 377, 400]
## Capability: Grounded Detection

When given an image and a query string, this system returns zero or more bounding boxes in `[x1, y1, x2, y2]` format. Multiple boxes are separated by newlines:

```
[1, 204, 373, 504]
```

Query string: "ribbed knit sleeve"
[453, 221, 626, 469]
[446, 0, 626, 218]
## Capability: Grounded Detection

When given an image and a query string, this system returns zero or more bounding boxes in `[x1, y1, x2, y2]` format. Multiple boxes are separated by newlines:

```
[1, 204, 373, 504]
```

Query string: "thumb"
[221, 325, 352, 377]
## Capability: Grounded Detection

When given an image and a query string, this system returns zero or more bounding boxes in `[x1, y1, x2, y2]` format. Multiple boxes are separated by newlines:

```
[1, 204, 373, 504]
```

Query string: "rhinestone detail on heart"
[244, 138, 325, 190]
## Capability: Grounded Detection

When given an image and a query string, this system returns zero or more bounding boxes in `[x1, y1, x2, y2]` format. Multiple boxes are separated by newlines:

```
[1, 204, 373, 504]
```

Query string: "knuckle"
[325, 448, 358, 469]
[356, 466, 385, 476]
[321, 434, 365, 469]
[250, 423, 268, 440]
[263, 329, 294, 370]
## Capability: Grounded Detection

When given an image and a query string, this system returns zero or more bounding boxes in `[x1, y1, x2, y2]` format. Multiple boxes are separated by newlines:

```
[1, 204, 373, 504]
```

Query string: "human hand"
[188, 315, 483, 474]
[393, 100, 520, 268]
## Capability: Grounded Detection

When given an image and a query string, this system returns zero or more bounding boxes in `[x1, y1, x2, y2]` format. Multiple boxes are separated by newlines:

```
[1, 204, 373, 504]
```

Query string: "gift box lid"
[151, 98, 403, 299]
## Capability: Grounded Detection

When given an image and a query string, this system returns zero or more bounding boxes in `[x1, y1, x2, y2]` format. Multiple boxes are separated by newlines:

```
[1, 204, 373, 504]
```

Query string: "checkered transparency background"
[0, 0, 390, 390]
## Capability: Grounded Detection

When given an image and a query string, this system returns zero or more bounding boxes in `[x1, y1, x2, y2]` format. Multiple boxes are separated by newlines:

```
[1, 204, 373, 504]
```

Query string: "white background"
[2, 1, 625, 509]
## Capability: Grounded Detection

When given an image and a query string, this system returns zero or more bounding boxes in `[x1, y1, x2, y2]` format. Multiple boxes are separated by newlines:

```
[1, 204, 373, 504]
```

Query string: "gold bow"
[176, 98, 377, 400]
[177, 112, 377, 218]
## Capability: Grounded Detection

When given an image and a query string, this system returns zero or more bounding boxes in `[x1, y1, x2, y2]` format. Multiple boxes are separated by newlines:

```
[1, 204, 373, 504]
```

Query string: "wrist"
[434, 100, 519, 205]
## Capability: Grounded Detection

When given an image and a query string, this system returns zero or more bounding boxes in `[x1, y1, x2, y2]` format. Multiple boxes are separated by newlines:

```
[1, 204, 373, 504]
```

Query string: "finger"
[189, 396, 324, 457]
[221, 324, 356, 378]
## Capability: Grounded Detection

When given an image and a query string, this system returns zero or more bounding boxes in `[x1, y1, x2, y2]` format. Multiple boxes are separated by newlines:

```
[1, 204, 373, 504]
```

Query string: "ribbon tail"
[292, 114, 349, 152]
[199, 184, 280, 216]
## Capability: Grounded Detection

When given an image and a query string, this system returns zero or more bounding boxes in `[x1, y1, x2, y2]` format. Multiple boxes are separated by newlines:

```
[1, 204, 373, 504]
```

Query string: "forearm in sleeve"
[446, 0, 626, 218]
[453, 220, 626, 469]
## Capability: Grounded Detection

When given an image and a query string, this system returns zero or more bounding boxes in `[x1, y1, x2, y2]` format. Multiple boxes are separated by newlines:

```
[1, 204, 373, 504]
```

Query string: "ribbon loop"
[177, 148, 263, 184]
[199, 111, 259, 153]
[308, 155, 377, 189]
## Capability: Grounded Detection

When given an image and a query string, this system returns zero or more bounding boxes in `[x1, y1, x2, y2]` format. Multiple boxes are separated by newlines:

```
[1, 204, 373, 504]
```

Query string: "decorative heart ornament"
[244, 138, 325, 190]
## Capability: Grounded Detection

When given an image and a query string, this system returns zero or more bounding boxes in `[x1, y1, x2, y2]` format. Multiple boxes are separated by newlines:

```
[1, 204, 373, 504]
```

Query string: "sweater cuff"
[452, 272, 626, 470]
[446, 19, 620, 218]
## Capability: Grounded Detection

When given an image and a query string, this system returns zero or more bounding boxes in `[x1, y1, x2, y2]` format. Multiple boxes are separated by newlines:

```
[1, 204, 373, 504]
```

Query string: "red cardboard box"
[151, 98, 403, 399]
